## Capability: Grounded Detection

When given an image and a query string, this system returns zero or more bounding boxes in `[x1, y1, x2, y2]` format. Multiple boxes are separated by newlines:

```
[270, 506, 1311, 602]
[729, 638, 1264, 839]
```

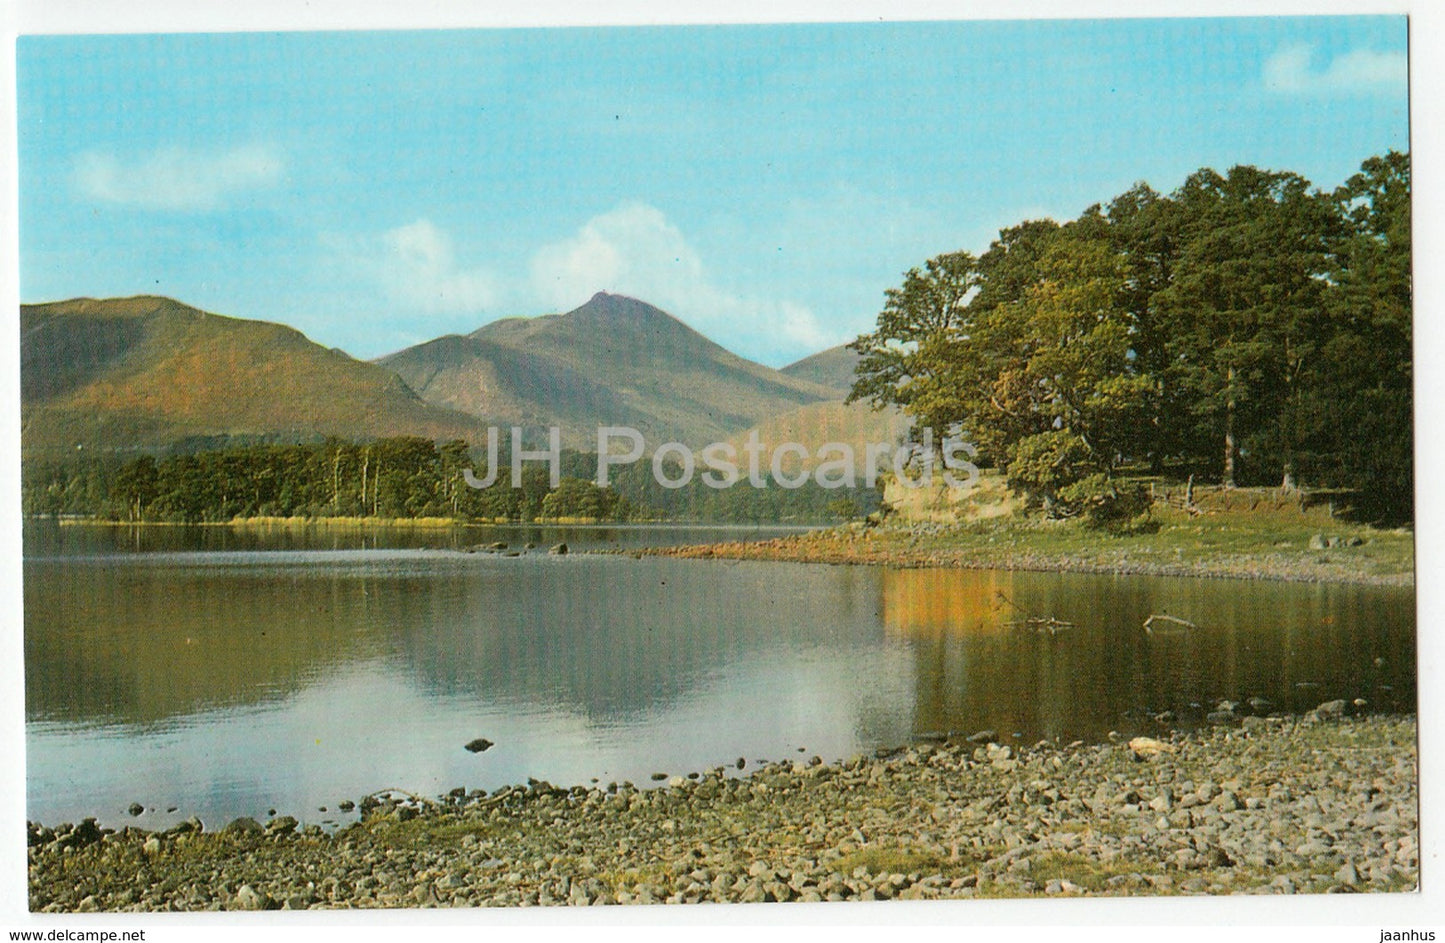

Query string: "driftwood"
[995, 590, 1074, 635]
[1005, 616, 1075, 636]
[1143, 613, 1198, 635]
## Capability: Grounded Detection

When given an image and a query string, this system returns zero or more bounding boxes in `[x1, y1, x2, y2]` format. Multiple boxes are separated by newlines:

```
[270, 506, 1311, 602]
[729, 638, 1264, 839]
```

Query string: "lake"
[23, 521, 1416, 831]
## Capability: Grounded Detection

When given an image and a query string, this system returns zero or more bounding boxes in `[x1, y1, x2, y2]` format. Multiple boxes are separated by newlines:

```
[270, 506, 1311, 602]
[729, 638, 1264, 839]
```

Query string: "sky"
[16, 16, 1410, 367]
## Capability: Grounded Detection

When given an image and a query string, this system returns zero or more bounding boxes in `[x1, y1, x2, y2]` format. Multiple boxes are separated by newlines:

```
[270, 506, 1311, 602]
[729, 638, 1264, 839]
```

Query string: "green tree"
[1154, 166, 1338, 487]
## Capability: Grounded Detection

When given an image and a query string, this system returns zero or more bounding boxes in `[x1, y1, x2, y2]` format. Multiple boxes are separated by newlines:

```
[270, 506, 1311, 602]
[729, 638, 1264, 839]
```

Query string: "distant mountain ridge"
[779, 344, 861, 396]
[21, 296, 488, 456]
[21, 293, 896, 460]
[379, 292, 841, 448]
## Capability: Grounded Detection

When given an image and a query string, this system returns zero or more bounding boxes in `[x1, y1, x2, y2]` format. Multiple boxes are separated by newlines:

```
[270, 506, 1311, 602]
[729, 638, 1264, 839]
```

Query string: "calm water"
[24, 521, 1416, 830]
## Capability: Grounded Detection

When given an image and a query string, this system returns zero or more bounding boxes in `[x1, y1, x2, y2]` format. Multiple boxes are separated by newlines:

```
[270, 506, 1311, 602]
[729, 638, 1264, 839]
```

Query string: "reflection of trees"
[28, 555, 908, 734]
[884, 569, 1415, 743]
[24, 560, 383, 726]
[26, 550, 1415, 744]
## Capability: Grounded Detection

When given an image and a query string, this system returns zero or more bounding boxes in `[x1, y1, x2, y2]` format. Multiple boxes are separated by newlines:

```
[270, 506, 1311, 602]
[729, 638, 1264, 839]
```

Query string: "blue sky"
[16, 17, 1409, 366]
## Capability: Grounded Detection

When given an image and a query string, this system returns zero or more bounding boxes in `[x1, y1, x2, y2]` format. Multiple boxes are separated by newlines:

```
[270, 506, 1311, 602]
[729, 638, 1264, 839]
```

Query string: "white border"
[1, 3, 1437, 941]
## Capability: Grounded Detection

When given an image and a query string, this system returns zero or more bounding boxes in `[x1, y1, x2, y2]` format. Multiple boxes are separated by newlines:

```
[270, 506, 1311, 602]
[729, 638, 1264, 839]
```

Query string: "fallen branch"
[1005, 616, 1075, 635]
[997, 591, 1074, 635]
[1143, 613, 1198, 635]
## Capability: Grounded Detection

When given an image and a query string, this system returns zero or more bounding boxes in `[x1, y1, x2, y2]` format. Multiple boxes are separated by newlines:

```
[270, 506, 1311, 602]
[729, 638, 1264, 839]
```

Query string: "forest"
[21, 437, 877, 525]
[850, 152, 1411, 524]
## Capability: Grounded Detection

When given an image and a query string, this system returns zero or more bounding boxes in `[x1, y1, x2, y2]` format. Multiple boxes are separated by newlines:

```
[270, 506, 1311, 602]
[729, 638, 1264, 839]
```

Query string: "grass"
[651, 501, 1414, 585]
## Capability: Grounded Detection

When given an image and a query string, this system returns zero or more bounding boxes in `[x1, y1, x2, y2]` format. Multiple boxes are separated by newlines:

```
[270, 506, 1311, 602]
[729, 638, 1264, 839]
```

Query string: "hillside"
[727, 400, 909, 476]
[379, 292, 840, 448]
[779, 344, 860, 396]
[21, 296, 488, 456]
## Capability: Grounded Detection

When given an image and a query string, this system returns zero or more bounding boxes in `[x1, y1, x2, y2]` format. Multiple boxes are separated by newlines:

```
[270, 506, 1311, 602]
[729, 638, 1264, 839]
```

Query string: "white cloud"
[529, 201, 832, 357]
[379, 219, 499, 315]
[1263, 44, 1407, 95]
[73, 144, 283, 211]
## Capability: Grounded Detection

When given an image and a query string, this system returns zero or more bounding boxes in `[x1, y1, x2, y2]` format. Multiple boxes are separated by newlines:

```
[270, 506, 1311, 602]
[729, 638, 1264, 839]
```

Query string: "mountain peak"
[571, 291, 679, 325]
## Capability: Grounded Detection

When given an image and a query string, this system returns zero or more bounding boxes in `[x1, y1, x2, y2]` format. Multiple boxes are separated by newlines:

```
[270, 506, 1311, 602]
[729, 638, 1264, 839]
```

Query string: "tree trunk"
[1223, 365, 1237, 488]
[1280, 464, 1296, 492]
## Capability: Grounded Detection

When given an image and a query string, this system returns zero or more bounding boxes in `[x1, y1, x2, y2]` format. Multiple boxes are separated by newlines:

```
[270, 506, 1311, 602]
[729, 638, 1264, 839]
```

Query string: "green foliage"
[1005, 431, 1095, 516]
[850, 151, 1413, 523]
[1056, 474, 1153, 531]
[23, 436, 882, 526]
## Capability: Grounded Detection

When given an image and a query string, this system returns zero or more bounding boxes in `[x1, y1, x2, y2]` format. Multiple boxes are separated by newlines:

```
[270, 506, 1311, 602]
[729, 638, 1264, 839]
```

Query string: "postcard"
[4, 5, 1430, 939]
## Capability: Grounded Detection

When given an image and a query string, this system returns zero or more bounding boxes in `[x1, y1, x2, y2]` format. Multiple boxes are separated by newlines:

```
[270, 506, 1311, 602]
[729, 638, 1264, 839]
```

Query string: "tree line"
[849, 152, 1411, 524]
[22, 437, 878, 524]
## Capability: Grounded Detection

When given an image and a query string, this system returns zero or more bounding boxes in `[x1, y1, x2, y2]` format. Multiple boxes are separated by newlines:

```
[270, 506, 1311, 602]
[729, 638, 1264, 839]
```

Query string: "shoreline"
[630, 524, 1415, 587]
[27, 713, 1418, 910]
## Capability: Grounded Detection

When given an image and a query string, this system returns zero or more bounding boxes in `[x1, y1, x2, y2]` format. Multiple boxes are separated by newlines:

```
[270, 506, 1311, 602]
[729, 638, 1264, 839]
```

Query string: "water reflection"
[883, 568, 1415, 742]
[23, 525, 1415, 828]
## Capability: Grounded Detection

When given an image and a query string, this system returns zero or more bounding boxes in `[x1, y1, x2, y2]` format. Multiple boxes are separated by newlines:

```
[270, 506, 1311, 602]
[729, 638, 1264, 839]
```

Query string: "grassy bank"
[638, 506, 1414, 585]
[27, 714, 1417, 910]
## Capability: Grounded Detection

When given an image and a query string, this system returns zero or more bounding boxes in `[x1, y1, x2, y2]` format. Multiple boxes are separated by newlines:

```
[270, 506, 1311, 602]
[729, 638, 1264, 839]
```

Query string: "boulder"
[1128, 736, 1175, 759]
[464, 738, 494, 753]
[223, 817, 264, 836]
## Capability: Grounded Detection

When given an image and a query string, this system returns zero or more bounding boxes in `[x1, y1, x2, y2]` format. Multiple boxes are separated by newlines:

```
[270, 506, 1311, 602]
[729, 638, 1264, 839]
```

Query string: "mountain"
[21, 296, 488, 456]
[779, 344, 861, 396]
[728, 400, 909, 476]
[378, 292, 840, 448]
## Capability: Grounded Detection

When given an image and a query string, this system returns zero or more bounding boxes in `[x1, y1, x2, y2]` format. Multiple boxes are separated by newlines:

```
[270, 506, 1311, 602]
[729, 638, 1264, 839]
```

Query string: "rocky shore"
[28, 714, 1417, 911]
[635, 521, 1415, 586]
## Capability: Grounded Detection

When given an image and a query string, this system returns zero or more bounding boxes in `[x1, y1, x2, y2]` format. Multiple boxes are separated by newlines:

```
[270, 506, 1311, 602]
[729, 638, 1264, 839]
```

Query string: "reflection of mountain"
[390, 558, 892, 721]
[26, 551, 1415, 746]
[25, 553, 901, 730]
[23, 558, 386, 725]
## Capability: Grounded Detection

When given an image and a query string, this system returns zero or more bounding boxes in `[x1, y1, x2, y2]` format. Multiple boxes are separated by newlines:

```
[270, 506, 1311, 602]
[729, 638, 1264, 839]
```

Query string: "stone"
[549, 543, 569, 555]
[464, 738, 494, 753]
[967, 730, 999, 745]
[233, 885, 268, 910]
[1309, 534, 1329, 550]
[1314, 700, 1348, 721]
[266, 815, 299, 835]
[222, 817, 264, 836]
[1215, 791, 1244, 812]
[127, 802, 144, 817]
[1128, 736, 1174, 758]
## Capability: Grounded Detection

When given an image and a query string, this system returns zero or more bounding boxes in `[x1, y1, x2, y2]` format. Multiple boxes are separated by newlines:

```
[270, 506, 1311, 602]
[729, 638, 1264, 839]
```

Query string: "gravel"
[27, 714, 1417, 911]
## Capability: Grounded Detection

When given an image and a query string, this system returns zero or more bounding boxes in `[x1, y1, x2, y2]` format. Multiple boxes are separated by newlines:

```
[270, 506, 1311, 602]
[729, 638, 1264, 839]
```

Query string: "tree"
[847, 250, 984, 438]
[1301, 151, 1412, 520]
[110, 455, 158, 521]
[1153, 166, 1338, 487]
[849, 220, 1152, 516]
